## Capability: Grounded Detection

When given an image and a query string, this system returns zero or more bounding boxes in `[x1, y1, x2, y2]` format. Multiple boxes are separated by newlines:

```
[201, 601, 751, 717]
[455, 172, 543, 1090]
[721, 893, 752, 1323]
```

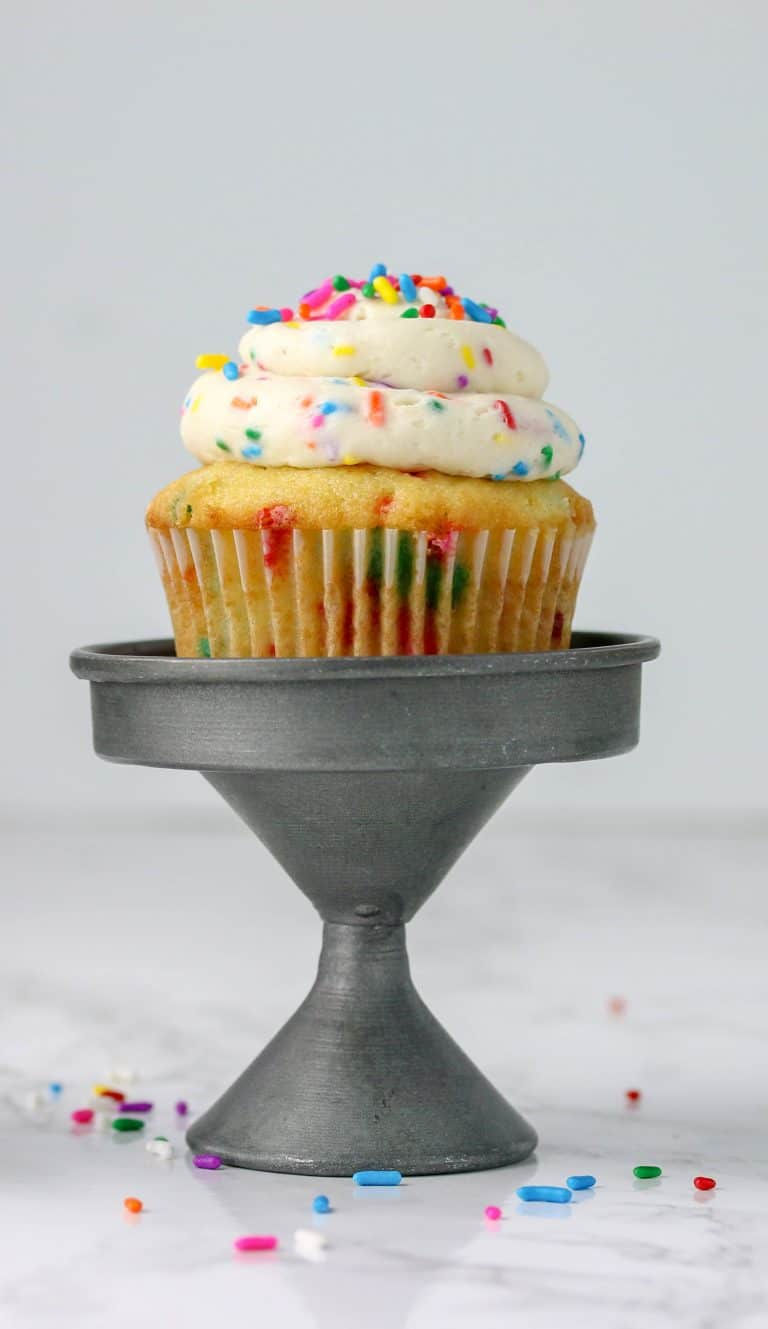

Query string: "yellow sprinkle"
[461, 345, 475, 370]
[285, 320, 299, 328]
[341, 454, 358, 465]
[190, 396, 201, 413]
[372, 275, 399, 304]
[352, 375, 367, 386]
[195, 353, 229, 371]
[333, 345, 356, 356]
[492, 432, 505, 444]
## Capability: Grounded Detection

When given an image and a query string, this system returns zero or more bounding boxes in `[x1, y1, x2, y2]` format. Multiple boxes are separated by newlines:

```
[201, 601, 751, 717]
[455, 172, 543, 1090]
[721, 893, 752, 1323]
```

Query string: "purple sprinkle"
[443, 285, 454, 297]
[118, 1101, 153, 1113]
[456, 374, 469, 389]
[193, 1153, 222, 1170]
[175, 1100, 189, 1116]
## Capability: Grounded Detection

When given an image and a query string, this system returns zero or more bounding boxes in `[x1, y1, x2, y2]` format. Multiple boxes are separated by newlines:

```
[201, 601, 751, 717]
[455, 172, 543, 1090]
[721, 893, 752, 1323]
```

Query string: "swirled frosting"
[180, 269, 585, 481]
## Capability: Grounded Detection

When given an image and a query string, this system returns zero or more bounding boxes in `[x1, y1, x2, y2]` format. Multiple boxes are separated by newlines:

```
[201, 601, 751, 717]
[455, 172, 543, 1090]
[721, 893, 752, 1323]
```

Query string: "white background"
[1, 0, 766, 817]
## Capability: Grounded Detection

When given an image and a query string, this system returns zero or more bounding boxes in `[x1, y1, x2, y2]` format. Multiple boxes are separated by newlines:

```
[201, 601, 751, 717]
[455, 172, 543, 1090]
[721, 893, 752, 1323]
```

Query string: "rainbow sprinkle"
[247, 309, 282, 326]
[222, 361, 240, 380]
[372, 275, 398, 304]
[326, 291, 356, 319]
[196, 354, 229, 370]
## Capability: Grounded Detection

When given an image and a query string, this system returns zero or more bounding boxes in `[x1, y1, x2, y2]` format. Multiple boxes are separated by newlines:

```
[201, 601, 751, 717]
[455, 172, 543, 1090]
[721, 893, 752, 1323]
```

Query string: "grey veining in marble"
[2, 811, 767, 1328]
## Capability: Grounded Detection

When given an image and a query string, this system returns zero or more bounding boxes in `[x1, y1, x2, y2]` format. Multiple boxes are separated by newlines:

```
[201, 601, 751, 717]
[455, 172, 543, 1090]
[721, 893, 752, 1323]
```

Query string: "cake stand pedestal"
[71, 631, 659, 1176]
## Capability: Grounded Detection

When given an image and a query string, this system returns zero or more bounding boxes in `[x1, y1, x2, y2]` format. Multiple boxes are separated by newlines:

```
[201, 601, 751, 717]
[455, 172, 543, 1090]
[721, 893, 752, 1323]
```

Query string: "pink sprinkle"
[482, 347, 493, 365]
[348, 279, 366, 288]
[304, 279, 333, 311]
[311, 414, 325, 428]
[484, 1205, 502, 1221]
[71, 1108, 94, 1124]
[280, 308, 294, 321]
[427, 530, 459, 559]
[325, 291, 357, 319]
[234, 1235, 278, 1252]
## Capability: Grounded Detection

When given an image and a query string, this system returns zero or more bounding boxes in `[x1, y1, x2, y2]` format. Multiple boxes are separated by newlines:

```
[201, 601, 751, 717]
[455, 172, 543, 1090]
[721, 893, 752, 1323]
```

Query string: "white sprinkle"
[146, 1138, 174, 1160]
[293, 1228, 328, 1260]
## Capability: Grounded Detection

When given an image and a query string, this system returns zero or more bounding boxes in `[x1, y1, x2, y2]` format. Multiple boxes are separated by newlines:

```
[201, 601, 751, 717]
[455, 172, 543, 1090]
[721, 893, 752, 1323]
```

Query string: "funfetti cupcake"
[146, 266, 594, 658]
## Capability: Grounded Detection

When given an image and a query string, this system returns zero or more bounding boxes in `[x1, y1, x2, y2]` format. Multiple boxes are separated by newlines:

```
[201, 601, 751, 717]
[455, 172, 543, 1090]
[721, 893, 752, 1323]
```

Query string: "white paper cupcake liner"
[149, 523, 593, 658]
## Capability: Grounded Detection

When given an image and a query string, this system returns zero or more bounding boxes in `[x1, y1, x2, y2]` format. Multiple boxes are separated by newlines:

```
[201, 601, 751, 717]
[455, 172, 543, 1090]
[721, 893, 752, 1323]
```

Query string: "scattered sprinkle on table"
[118, 1101, 153, 1113]
[111, 1117, 144, 1133]
[146, 1137, 173, 1160]
[312, 1194, 331, 1214]
[294, 1228, 327, 1257]
[352, 1170, 402, 1187]
[693, 1176, 716, 1190]
[633, 1165, 662, 1179]
[608, 995, 627, 1015]
[175, 1100, 189, 1116]
[193, 1153, 222, 1170]
[484, 1205, 502, 1220]
[124, 1197, 143, 1213]
[71, 1108, 93, 1124]
[48, 1082, 63, 1095]
[625, 1088, 642, 1103]
[566, 1175, 596, 1190]
[234, 1235, 277, 1252]
[516, 1186, 572, 1204]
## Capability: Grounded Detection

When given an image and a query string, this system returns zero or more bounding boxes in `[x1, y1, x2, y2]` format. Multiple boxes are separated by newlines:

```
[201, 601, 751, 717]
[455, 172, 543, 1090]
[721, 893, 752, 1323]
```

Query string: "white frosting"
[181, 275, 585, 481]
[180, 371, 583, 480]
[240, 305, 548, 397]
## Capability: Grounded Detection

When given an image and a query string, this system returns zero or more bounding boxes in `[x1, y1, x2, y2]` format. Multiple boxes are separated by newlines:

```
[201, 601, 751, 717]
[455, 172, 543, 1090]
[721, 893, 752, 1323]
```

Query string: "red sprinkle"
[251, 504, 296, 530]
[482, 347, 493, 365]
[494, 400, 517, 430]
[625, 1089, 642, 1103]
[419, 304, 436, 318]
[375, 495, 395, 517]
[368, 390, 386, 426]
[97, 1089, 125, 1103]
[608, 996, 627, 1015]
[693, 1176, 716, 1190]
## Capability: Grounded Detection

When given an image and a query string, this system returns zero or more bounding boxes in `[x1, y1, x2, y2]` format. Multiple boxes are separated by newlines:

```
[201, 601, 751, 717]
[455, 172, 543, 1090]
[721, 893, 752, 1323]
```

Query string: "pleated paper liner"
[149, 523, 593, 658]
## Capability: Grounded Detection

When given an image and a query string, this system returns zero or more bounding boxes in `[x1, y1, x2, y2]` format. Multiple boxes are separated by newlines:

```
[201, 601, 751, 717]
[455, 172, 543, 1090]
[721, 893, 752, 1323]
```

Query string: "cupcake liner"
[149, 522, 593, 658]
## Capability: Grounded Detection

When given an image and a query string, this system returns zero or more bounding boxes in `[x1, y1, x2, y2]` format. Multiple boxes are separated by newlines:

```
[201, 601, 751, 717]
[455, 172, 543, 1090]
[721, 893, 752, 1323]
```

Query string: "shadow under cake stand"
[71, 631, 659, 1176]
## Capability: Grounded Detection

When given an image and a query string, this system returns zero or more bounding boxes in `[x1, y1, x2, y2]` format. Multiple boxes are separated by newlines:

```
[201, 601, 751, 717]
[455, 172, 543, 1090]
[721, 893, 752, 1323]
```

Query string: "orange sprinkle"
[231, 396, 258, 410]
[448, 302, 465, 320]
[298, 302, 311, 320]
[368, 390, 385, 427]
[300, 394, 314, 408]
[124, 1197, 143, 1213]
[419, 276, 447, 291]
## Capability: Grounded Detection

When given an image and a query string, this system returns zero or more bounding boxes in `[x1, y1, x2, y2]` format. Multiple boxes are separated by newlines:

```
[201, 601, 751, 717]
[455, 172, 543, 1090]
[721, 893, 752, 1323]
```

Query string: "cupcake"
[147, 267, 594, 658]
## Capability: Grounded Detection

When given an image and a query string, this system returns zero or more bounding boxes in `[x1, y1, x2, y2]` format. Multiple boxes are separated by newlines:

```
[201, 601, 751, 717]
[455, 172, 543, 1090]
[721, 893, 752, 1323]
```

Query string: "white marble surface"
[3, 806, 768, 1329]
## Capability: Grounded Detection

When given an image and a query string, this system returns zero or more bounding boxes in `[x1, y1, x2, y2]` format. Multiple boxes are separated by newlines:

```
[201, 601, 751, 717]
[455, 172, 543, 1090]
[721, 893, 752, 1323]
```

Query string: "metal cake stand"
[71, 631, 659, 1176]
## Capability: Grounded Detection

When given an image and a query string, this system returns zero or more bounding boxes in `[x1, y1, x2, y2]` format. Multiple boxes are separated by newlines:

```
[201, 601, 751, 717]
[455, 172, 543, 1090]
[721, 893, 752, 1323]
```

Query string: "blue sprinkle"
[462, 297, 493, 323]
[247, 308, 282, 326]
[183, 395, 191, 408]
[578, 432, 586, 457]
[399, 272, 417, 302]
[545, 406, 570, 442]
[511, 461, 530, 476]
[491, 472, 507, 481]
[369, 262, 387, 281]
[222, 361, 239, 380]
[241, 444, 262, 459]
[319, 401, 339, 415]
[566, 1174, 596, 1190]
[48, 1082, 63, 1095]
[312, 1194, 331, 1213]
[353, 1169, 402, 1187]
[517, 1186, 572, 1204]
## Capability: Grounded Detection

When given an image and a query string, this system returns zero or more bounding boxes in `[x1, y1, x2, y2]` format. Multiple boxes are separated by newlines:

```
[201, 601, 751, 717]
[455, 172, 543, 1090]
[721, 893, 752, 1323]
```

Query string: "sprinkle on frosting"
[196, 354, 229, 370]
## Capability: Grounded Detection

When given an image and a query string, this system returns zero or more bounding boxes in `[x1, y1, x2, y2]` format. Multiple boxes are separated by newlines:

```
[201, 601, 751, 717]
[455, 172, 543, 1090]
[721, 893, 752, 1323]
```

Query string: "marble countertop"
[3, 806, 767, 1329]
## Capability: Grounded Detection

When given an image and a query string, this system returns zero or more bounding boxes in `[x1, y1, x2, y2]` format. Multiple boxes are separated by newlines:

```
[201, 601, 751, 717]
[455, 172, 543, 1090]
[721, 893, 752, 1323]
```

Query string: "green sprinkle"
[245, 428, 261, 441]
[492, 315, 506, 327]
[185, 504, 193, 517]
[198, 637, 211, 659]
[425, 558, 443, 611]
[111, 1117, 144, 1133]
[367, 529, 383, 586]
[540, 444, 553, 468]
[153, 1135, 169, 1142]
[362, 282, 376, 298]
[401, 308, 419, 318]
[633, 1165, 662, 1179]
[332, 275, 350, 291]
[551, 470, 562, 481]
[428, 399, 445, 411]
[451, 561, 471, 608]
[396, 533, 414, 599]
[215, 439, 231, 452]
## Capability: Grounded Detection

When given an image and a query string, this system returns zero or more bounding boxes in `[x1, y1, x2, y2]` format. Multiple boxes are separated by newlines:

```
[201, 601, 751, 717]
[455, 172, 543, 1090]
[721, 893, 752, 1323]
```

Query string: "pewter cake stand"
[71, 632, 658, 1176]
